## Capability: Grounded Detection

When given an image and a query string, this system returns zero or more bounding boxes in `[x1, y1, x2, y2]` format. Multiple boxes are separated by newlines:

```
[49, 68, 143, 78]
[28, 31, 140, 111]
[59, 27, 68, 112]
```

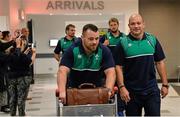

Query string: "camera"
[14, 29, 21, 38]
[28, 43, 34, 48]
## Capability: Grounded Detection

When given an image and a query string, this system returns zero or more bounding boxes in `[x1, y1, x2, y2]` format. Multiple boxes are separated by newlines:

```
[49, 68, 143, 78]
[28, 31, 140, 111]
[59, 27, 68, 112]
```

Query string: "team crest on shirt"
[128, 43, 132, 47]
[95, 54, 99, 60]
[78, 54, 82, 59]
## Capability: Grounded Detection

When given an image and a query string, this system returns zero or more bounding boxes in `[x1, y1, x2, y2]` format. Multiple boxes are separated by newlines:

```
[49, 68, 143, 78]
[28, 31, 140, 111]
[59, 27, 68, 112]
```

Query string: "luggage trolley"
[55, 88, 118, 116]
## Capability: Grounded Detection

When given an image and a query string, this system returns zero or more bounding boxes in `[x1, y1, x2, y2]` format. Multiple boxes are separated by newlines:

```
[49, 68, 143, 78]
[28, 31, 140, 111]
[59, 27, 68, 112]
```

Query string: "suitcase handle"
[78, 83, 96, 89]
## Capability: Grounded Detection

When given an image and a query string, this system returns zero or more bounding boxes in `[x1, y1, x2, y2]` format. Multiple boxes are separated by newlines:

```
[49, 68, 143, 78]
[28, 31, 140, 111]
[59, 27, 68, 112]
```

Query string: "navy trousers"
[125, 90, 161, 116]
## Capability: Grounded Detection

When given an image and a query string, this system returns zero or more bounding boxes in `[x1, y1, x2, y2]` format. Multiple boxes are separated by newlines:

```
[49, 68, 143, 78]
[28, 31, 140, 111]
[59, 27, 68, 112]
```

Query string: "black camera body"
[28, 43, 34, 48]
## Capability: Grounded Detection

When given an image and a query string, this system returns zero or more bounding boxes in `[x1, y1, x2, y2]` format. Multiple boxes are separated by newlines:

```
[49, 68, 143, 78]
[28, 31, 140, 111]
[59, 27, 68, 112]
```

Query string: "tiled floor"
[26, 74, 57, 116]
[1, 74, 180, 116]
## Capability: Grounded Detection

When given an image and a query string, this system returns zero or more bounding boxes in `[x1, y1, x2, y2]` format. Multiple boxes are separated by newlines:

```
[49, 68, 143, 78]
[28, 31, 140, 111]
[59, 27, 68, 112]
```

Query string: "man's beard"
[132, 30, 142, 36]
[84, 41, 97, 53]
[111, 29, 118, 33]
[69, 35, 74, 38]
[87, 44, 97, 52]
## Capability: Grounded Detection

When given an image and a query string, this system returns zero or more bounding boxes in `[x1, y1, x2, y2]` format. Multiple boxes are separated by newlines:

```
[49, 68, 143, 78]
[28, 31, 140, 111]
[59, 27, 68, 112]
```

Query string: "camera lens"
[28, 43, 32, 48]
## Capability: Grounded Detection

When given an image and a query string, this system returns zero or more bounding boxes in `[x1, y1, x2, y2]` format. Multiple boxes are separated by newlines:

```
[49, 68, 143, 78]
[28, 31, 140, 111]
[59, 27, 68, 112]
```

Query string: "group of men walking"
[55, 13, 168, 116]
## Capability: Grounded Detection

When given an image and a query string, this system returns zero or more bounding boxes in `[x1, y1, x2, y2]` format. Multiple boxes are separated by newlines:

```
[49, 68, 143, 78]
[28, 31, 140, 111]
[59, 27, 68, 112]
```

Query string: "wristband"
[119, 85, 125, 89]
[162, 84, 169, 89]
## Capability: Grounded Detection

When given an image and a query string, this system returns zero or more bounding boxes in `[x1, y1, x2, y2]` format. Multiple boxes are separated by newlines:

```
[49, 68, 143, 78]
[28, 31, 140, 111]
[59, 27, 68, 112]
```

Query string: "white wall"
[0, 0, 9, 31]
[0, 16, 8, 31]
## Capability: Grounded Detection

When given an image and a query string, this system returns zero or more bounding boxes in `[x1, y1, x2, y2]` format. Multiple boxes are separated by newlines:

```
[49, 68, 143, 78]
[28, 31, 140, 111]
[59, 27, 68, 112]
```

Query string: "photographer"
[0, 31, 15, 53]
[7, 35, 36, 116]
[0, 30, 15, 113]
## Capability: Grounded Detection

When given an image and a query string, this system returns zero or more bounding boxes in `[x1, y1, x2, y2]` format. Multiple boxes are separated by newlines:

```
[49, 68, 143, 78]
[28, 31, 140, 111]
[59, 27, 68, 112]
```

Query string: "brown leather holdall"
[66, 83, 109, 105]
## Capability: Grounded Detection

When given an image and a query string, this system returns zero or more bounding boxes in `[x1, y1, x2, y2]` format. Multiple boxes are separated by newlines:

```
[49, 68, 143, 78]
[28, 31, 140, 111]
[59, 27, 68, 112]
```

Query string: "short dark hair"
[82, 24, 98, 35]
[2, 31, 10, 39]
[65, 24, 75, 34]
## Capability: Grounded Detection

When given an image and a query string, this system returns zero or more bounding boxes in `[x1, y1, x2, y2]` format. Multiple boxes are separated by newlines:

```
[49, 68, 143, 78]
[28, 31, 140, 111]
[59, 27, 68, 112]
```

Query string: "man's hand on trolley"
[59, 90, 66, 104]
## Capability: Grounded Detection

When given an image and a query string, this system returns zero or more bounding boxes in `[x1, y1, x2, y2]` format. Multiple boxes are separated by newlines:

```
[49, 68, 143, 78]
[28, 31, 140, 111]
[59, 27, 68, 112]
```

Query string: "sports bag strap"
[78, 83, 96, 89]
[72, 88, 78, 105]
[98, 88, 103, 104]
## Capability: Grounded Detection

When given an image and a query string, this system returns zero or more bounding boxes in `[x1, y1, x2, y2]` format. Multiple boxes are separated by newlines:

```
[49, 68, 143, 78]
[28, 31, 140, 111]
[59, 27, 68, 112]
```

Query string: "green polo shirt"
[115, 32, 165, 94]
[54, 36, 77, 54]
[105, 32, 126, 56]
[60, 40, 115, 88]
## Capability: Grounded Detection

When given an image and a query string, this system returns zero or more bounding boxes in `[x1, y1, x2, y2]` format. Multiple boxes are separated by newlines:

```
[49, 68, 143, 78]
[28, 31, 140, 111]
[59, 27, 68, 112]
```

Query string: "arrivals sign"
[23, 0, 138, 15]
[46, 0, 104, 10]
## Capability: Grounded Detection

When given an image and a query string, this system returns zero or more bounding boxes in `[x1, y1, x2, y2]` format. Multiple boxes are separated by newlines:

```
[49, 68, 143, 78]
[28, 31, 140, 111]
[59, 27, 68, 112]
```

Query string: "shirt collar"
[128, 33, 147, 41]
[64, 36, 76, 41]
[109, 31, 122, 38]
